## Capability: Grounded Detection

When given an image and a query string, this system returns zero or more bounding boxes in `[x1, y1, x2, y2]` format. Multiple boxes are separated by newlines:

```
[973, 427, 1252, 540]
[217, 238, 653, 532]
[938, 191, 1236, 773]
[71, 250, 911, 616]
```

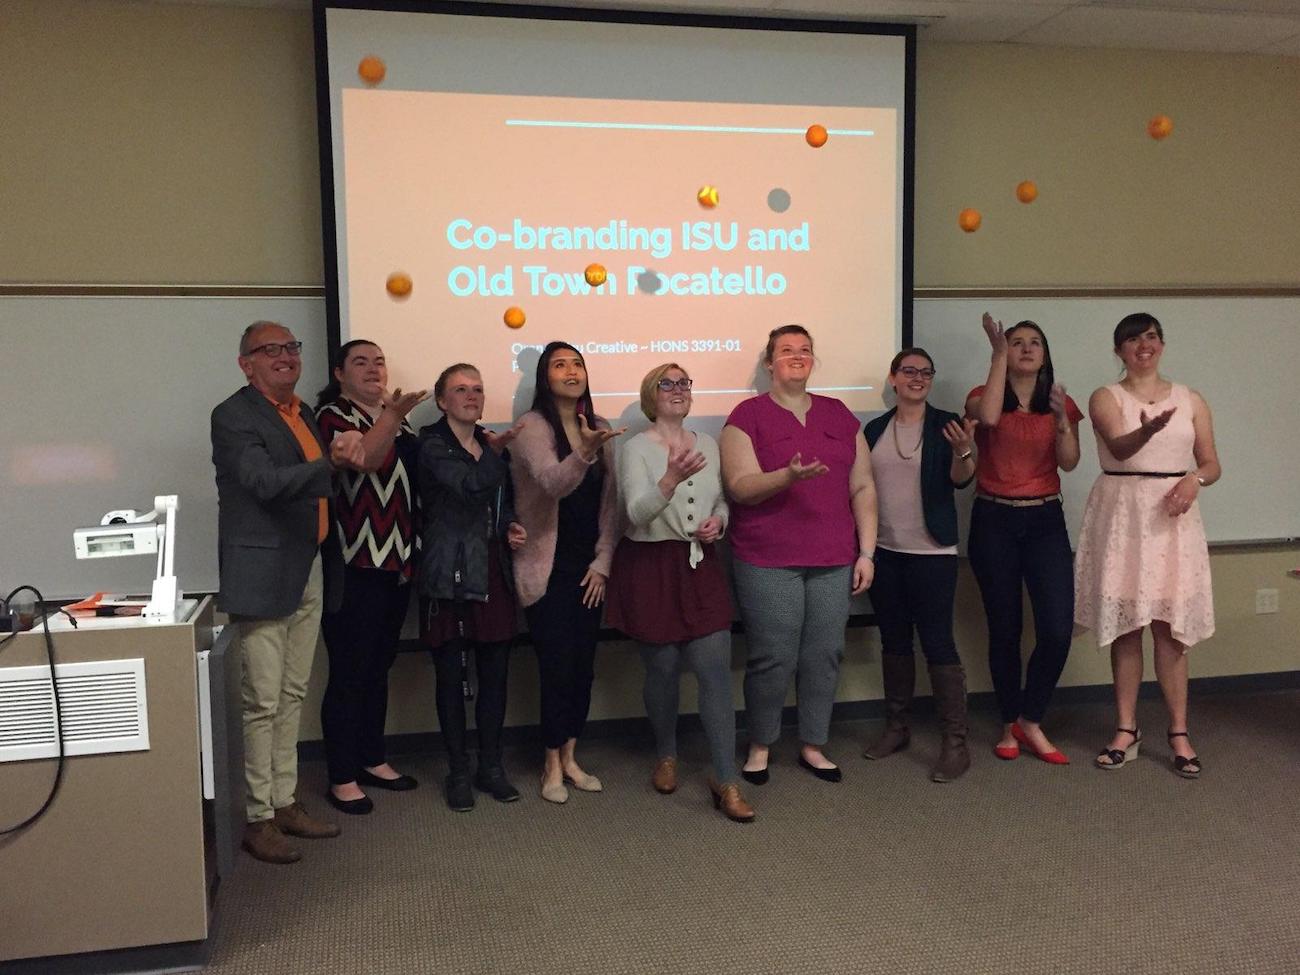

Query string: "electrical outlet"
[1255, 589, 1279, 614]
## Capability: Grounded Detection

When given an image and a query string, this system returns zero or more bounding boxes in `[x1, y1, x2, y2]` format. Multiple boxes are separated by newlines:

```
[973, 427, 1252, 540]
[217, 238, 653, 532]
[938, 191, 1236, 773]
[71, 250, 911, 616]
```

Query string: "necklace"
[892, 417, 923, 460]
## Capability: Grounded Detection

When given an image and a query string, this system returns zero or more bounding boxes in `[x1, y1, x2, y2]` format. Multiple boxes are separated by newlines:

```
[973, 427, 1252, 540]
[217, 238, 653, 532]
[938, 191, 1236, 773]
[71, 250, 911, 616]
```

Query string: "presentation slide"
[320, 5, 912, 425]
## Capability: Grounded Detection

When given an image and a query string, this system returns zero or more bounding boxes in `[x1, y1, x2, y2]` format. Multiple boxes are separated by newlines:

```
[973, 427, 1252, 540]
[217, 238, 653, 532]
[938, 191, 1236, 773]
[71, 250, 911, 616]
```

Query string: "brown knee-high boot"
[927, 663, 971, 783]
[863, 653, 916, 760]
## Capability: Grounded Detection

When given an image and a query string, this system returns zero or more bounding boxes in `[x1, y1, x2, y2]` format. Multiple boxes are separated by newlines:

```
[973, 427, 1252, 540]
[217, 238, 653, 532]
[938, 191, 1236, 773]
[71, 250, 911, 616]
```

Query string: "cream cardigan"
[617, 430, 728, 567]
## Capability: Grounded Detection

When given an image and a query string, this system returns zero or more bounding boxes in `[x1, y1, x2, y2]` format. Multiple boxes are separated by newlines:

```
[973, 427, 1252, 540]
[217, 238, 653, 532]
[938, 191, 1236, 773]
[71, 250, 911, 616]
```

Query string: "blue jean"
[868, 549, 961, 666]
[968, 498, 1074, 724]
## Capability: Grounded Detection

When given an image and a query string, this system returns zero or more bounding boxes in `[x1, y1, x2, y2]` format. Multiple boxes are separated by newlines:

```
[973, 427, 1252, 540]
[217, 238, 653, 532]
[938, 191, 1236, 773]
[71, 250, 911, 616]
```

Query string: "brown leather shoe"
[273, 801, 341, 839]
[242, 820, 301, 864]
[651, 757, 678, 794]
[709, 781, 755, 823]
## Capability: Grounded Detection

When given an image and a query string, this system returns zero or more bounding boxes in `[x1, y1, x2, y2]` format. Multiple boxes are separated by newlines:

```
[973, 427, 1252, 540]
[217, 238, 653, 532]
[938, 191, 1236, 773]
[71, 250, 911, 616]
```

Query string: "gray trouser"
[733, 559, 852, 747]
[638, 629, 737, 785]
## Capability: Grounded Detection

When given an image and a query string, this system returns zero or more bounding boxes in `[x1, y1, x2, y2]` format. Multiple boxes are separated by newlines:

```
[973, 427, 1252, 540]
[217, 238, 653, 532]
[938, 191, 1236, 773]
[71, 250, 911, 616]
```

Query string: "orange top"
[967, 384, 1083, 498]
[270, 393, 329, 545]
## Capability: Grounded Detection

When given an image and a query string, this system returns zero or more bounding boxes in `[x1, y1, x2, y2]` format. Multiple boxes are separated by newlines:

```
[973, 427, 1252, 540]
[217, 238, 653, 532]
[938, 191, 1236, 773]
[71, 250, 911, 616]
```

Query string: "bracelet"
[859, 551, 875, 561]
[958, 450, 973, 461]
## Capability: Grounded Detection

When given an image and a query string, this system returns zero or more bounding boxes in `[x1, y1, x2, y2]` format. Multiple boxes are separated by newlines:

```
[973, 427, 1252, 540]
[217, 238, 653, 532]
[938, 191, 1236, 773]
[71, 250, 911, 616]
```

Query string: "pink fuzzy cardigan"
[509, 411, 621, 607]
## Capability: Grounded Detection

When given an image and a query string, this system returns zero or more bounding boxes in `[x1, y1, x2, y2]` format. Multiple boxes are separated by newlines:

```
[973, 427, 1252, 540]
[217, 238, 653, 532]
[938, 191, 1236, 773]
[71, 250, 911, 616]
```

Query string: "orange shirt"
[270, 393, 329, 545]
[967, 385, 1084, 498]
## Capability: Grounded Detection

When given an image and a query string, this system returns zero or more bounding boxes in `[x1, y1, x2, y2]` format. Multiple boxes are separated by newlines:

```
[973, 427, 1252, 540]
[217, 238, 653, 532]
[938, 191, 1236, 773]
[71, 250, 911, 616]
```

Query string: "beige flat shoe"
[563, 771, 603, 793]
[540, 779, 569, 804]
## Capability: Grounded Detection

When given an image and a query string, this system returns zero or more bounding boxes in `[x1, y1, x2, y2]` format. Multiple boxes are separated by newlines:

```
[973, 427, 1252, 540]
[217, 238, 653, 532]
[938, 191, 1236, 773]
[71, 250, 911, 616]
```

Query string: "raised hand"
[579, 568, 607, 608]
[1049, 383, 1069, 420]
[329, 429, 366, 469]
[786, 451, 830, 483]
[383, 386, 430, 419]
[1139, 406, 1177, 439]
[982, 312, 1007, 356]
[664, 441, 708, 487]
[694, 514, 724, 544]
[484, 421, 525, 455]
[506, 521, 527, 550]
[942, 417, 976, 456]
[576, 413, 626, 459]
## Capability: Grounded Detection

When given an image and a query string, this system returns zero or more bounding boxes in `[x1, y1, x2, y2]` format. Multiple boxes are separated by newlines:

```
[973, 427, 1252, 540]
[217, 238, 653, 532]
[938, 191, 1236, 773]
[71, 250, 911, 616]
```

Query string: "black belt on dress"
[1102, 470, 1186, 478]
[975, 492, 1062, 507]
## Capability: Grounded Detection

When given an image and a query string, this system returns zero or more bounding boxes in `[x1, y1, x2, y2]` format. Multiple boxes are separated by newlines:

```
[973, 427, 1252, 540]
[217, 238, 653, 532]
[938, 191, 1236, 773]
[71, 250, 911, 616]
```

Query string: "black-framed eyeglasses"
[897, 366, 935, 380]
[247, 341, 303, 358]
[657, 378, 693, 392]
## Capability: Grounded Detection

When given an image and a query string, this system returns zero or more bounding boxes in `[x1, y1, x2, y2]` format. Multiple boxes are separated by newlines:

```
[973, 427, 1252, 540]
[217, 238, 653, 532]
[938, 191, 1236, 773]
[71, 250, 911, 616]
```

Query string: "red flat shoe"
[993, 742, 1020, 761]
[1012, 722, 1069, 765]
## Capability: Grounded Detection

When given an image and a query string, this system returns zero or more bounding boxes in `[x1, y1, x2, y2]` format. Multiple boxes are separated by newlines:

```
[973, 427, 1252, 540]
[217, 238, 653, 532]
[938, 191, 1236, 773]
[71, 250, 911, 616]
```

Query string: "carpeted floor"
[207, 689, 1300, 975]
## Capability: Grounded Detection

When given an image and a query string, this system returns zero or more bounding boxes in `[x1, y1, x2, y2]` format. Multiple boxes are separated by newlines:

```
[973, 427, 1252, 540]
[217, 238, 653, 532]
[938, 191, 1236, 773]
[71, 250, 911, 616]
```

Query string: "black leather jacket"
[416, 417, 516, 603]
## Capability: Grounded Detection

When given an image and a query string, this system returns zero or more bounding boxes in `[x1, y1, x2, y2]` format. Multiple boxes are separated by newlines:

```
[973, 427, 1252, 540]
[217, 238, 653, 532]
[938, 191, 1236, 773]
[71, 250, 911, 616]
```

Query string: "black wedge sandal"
[1095, 727, 1142, 769]
[1167, 731, 1201, 779]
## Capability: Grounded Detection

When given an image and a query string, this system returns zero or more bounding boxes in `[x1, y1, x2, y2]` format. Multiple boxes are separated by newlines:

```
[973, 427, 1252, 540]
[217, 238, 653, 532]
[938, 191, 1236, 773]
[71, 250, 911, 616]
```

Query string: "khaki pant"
[237, 554, 323, 822]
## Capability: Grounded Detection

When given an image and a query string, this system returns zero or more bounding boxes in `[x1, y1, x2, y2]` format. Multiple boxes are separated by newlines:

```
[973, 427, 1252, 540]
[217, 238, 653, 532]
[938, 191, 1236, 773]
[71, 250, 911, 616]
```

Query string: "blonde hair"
[638, 362, 689, 421]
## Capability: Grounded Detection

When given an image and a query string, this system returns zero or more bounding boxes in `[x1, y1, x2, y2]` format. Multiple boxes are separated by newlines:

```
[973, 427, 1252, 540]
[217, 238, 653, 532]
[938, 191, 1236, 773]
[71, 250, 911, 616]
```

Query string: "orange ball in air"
[1015, 180, 1038, 204]
[957, 208, 982, 233]
[385, 272, 412, 298]
[503, 306, 526, 329]
[1147, 114, 1174, 140]
[697, 185, 719, 208]
[805, 124, 828, 148]
[584, 263, 607, 287]
[358, 56, 386, 85]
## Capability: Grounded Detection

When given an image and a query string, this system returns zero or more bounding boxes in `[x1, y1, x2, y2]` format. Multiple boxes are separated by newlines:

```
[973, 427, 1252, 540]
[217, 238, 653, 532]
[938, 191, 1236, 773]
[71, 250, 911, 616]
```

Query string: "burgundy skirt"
[606, 538, 733, 644]
[421, 545, 518, 648]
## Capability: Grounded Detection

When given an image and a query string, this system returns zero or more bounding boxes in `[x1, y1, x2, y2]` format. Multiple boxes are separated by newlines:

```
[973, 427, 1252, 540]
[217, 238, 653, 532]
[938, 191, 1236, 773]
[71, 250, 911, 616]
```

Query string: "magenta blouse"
[724, 393, 861, 568]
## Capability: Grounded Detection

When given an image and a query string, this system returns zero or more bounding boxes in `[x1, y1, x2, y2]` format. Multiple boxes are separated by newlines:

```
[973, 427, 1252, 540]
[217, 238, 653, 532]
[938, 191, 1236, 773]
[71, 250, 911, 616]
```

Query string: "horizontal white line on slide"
[504, 120, 874, 136]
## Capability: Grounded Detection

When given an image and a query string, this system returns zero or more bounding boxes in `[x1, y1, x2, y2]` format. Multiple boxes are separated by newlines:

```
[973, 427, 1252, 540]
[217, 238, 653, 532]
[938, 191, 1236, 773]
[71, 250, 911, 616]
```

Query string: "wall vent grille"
[0, 658, 149, 763]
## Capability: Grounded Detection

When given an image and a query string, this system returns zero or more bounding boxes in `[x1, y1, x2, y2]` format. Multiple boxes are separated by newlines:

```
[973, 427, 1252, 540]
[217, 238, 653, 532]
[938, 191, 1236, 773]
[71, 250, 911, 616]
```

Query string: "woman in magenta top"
[966, 314, 1083, 765]
[720, 325, 878, 785]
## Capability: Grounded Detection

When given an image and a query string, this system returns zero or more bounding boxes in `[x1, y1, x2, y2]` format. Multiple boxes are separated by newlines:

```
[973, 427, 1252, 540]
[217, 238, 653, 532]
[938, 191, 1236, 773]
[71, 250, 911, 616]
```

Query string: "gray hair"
[240, 320, 284, 356]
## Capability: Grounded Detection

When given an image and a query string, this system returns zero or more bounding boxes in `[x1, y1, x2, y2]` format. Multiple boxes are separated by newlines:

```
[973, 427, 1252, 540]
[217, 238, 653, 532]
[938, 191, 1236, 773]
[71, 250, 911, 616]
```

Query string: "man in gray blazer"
[211, 320, 364, 864]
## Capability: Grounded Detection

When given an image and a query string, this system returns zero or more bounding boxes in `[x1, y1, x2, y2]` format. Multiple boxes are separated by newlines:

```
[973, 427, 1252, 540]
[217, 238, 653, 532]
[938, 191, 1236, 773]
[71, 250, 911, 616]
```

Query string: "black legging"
[320, 565, 409, 785]
[869, 549, 962, 665]
[524, 568, 601, 750]
[432, 639, 512, 772]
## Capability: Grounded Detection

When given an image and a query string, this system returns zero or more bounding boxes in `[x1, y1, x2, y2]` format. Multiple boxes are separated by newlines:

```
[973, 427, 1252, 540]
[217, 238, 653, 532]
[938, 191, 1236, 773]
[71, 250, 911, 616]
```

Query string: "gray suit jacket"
[210, 384, 343, 619]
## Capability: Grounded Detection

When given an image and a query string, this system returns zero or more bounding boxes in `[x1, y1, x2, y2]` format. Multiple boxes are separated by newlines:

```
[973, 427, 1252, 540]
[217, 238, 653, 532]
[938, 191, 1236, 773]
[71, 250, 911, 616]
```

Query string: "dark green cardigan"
[863, 403, 973, 548]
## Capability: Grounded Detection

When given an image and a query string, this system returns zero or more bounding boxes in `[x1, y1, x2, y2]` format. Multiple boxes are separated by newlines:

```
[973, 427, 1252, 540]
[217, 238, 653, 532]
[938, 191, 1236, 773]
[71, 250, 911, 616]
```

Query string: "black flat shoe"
[324, 789, 373, 816]
[798, 755, 842, 782]
[740, 767, 769, 786]
[358, 768, 419, 792]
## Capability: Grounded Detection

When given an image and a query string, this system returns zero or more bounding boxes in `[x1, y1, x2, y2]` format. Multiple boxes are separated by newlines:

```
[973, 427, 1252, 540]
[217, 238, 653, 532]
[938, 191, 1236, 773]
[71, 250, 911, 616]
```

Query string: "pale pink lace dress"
[1074, 383, 1214, 648]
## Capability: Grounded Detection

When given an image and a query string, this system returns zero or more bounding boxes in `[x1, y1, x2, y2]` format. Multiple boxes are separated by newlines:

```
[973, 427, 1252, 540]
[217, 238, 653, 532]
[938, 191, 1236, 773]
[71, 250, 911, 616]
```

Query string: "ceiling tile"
[1012, 5, 1300, 52]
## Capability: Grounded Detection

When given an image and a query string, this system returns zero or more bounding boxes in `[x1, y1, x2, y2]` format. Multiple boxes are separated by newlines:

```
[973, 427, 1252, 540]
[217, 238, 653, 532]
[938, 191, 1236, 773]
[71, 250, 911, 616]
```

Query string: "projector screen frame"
[313, 0, 917, 390]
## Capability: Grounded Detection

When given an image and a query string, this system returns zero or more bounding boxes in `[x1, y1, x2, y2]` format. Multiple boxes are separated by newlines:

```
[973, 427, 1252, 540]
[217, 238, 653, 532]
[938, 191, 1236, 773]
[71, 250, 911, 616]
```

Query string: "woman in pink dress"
[1074, 313, 1221, 778]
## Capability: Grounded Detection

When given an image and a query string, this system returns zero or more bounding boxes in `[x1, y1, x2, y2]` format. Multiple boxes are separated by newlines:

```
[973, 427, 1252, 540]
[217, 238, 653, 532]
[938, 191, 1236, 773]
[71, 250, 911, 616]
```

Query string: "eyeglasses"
[246, 341, 303, 358]
[896, 366, 936, 380]
[657, 378, 693, 391]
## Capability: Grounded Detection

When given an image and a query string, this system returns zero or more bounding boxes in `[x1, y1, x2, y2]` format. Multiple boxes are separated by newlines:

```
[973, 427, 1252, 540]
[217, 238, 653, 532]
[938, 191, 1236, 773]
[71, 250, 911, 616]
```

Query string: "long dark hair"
[316, 338, 380, 409]
[1000, 321, 1054, 414]
[530, 341, 604, 471]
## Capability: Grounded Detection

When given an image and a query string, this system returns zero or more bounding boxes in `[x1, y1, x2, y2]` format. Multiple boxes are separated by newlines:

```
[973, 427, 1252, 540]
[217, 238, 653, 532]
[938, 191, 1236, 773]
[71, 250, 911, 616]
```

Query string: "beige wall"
[0, 0, 321, 285]
[2, 1, 1295, 736]
[4, 2, 1298, 288]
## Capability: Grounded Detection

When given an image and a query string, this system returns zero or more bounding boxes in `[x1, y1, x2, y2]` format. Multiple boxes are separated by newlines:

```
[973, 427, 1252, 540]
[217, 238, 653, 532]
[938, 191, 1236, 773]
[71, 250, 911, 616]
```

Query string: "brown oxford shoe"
[273, 801, 341, 839]
[709, 781, 755, 823]
[242, 820, 301, 864]
[652, 757, 678, 794]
